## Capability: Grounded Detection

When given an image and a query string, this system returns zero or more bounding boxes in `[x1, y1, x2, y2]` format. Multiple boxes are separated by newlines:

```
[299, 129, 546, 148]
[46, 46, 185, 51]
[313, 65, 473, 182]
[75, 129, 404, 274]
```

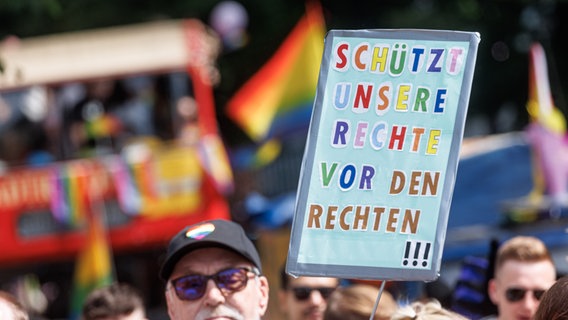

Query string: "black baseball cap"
[160, 219, 262, 280]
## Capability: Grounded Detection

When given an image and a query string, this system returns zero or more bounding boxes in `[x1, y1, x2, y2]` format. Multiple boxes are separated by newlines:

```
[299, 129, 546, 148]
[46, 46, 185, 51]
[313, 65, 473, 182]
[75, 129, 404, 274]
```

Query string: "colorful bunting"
[108, 156, 142, 215]
[50, 162, 90, 228]
[198, 134, 235, 194]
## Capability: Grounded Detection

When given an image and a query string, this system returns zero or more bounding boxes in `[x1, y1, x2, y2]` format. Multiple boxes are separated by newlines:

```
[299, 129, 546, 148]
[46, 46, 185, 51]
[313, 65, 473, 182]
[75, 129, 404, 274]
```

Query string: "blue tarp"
[444, 132, 568, 262]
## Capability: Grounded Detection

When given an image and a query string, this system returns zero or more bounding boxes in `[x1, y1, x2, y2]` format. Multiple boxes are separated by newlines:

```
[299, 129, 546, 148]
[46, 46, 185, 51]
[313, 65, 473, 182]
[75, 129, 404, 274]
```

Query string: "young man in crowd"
[483, 236, 557, 320]
[278, 265, 339, 320]
[81, 282, 147, 320]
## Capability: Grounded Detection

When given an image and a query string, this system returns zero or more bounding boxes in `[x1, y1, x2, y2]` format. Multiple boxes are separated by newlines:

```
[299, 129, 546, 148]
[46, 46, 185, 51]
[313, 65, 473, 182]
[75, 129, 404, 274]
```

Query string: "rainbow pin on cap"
[160, 219, 262, 280]
[186, 223, 216, 240]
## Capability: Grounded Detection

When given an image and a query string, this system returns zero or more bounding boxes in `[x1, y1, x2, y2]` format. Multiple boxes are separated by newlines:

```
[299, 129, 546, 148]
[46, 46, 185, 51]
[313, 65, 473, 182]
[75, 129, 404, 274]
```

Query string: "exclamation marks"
[402, 241, 411, 266]
[401, 240, 432, 268]
[413, 242, 421, 266]
[422, 242, 431, 267]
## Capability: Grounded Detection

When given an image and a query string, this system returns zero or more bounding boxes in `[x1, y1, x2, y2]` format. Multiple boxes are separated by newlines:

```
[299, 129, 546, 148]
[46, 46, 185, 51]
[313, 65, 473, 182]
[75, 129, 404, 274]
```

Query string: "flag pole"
[370, 280, 387, 320]
[68, 161, 115, 320]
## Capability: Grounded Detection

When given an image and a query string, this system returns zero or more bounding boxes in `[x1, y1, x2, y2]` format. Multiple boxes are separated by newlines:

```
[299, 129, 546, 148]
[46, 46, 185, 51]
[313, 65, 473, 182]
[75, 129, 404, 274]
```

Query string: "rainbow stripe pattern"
[226, 2, 325, 142]
[50, 162, 90, 228]
[109, 156, 142, 215]
[85, 114, 122, 139]
[185, 222, 215, 240]
[69, 212, 113, 320]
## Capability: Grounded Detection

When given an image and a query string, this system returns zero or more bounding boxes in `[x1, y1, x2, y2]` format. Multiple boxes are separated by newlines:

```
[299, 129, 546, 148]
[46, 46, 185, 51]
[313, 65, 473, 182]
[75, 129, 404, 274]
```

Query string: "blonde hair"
[494, 236, 553, 272]
[391, 300, 468, 320]
[324, 284, 397, 320]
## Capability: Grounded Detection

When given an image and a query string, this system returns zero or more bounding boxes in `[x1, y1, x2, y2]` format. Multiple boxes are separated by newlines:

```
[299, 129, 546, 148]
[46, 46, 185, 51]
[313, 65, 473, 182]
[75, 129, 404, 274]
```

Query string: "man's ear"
[258, 276, 270, 315]
[487, 278, 499, 305]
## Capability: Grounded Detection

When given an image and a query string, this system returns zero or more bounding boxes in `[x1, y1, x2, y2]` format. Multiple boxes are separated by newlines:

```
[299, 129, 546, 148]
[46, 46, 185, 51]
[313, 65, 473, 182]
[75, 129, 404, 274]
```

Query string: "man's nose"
[519, 291, 540, 314]
[202, 279, 226, 306]
[307, 290, 325, 304]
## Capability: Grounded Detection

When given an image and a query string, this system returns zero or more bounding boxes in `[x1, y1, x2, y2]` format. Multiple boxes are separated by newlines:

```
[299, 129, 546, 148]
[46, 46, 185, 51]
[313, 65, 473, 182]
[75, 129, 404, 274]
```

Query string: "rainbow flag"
[198, 134, 234, 194]
[526, 42, 566, 133]
[69, 207, 114, 320]
[229, 139, 282, 169]
[108, 156, 142, 215]
[525, 42, 567, 203]
[226, 2, 326, 142]
[85, 114, 122, 139]
[50, 162, 90, 228]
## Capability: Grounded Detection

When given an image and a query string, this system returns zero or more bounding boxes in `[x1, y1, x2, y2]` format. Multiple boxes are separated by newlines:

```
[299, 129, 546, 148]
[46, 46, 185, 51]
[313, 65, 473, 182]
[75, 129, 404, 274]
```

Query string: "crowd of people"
[0, 73, 198, 170]
[2, 219, 567, 320]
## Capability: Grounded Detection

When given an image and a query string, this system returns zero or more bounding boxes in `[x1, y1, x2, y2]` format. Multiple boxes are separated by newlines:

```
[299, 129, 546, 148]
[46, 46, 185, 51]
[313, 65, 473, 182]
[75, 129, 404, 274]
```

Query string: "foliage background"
[1, 0, 567, 147]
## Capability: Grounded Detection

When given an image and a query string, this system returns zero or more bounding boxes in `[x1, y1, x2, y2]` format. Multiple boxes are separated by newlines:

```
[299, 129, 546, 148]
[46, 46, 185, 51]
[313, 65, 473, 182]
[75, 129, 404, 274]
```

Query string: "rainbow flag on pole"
[69, 206, 114, 320]
[526, 42, 566, 133]
[226, 2, 326, 142]
[524, 42, 567, 203]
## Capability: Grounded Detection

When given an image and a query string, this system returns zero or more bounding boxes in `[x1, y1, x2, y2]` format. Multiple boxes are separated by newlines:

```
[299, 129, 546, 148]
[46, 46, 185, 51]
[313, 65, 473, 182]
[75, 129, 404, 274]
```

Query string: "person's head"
[534, 276, 568, 320]
[323, 283, 397, 320]
[81, 283, 147, 320]
[278, 265, 339, 320]
[0, 291, 29, 320]
[391, 300, 468, 320]
[488, 236, 556, 320]
[161, 219, 269, 320]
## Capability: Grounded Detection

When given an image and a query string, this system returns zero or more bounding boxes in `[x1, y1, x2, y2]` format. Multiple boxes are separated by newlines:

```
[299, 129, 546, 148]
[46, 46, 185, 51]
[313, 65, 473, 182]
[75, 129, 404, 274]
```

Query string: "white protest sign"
[287, 29, 480, 281]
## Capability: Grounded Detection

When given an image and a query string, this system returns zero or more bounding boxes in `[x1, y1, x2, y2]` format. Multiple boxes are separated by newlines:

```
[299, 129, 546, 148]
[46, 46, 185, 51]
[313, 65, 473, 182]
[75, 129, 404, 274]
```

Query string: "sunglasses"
[171, 267, 259, 301]
[290, 287, 336, 301]
[505, 287, 546, 302]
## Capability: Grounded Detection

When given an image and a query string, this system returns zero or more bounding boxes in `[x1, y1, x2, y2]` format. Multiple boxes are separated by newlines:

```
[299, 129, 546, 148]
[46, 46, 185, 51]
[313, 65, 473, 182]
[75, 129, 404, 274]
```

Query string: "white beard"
[194, 304, 245, 320]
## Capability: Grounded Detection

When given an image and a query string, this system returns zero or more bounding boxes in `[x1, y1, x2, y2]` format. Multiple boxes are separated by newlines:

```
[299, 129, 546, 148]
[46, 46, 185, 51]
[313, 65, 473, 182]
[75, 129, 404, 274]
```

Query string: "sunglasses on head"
[505, 287, 546, 302]
[170, 267, 259, 301]
[290, 287, 336, 301]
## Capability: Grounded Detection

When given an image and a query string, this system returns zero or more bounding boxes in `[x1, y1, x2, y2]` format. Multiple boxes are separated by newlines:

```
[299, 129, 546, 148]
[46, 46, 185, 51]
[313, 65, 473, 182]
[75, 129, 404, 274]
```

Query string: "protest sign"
[286, 29, 480, 281]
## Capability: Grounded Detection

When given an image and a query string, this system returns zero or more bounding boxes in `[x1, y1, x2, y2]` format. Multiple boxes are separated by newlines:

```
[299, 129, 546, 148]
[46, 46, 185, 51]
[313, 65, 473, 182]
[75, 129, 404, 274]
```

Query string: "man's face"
[278, 276, 338, 320]
[488, 260, 556, 320]
[165, 247, 269, 320]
